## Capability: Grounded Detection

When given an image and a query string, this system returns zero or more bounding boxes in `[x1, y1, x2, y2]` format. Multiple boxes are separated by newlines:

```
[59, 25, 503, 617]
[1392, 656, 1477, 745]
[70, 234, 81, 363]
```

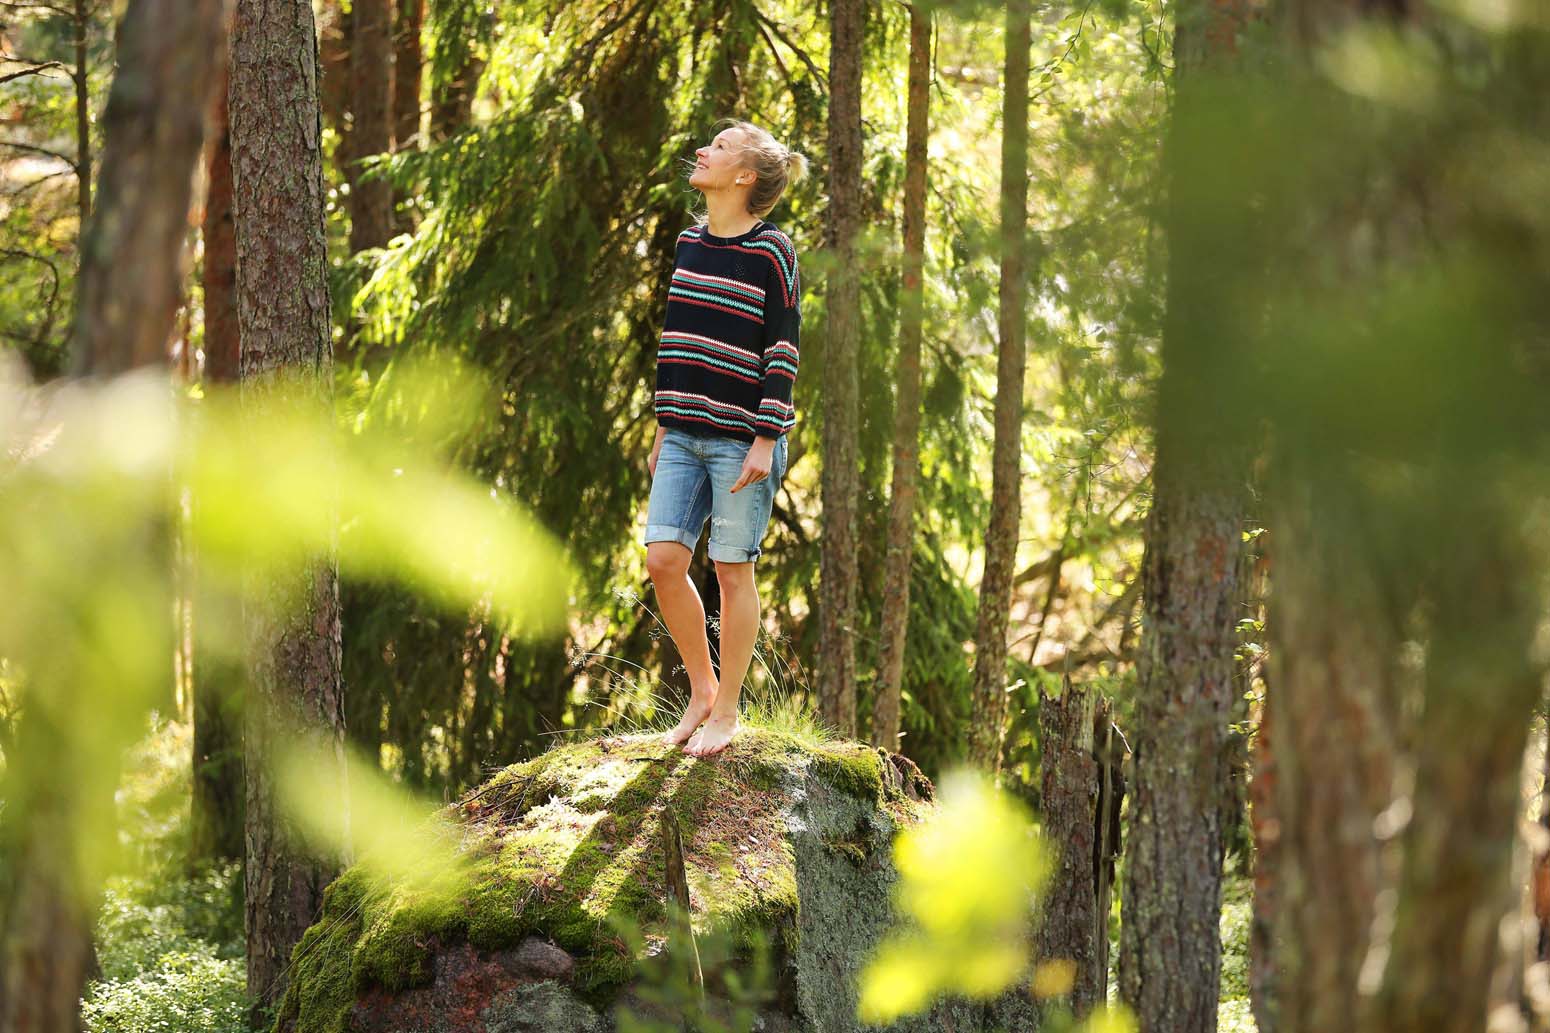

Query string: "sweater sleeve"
[753, 256, 801, 440]
[653, 233, 687, 426]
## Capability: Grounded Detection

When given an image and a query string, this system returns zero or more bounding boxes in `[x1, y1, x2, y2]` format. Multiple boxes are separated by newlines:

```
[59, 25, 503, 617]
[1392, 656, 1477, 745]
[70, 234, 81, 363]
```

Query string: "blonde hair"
[693, 117, 810, 221]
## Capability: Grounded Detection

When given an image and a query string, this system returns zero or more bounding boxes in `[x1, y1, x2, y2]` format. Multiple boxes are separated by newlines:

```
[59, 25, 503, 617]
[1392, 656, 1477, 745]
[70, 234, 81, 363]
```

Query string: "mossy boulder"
[274, 726, 1035, 1033]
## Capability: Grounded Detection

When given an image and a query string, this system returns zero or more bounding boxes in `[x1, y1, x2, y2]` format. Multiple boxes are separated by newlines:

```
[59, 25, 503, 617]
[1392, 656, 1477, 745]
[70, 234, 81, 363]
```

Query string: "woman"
[643, 118, 809, 757]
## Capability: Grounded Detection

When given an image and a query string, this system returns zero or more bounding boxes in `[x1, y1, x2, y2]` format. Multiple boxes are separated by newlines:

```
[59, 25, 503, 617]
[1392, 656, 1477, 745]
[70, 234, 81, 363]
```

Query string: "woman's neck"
[705, 195, 761, 239]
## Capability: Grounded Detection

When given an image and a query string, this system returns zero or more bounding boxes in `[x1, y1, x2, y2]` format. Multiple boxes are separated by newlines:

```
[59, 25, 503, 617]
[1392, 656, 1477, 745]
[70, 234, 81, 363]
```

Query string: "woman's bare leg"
[646, 541, 720, 745]
[687, 559, 758, 756]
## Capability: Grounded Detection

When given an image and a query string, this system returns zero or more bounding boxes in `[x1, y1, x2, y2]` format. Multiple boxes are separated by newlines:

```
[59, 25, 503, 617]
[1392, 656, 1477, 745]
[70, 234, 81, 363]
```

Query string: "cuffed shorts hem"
[643, 523, 700, 552]
[706, 540, 759, 564]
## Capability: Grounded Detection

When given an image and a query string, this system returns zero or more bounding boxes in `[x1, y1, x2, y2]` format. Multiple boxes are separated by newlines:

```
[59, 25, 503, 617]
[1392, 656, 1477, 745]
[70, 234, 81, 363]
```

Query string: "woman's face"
[689, 128, 752, 194]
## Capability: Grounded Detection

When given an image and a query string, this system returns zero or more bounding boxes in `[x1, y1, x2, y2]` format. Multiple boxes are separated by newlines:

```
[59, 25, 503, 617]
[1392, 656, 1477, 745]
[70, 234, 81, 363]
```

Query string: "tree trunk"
[189, 54, 246, 868]
[0, 0, 228, 1024]
[392, 0, 423, 150]
[67, 0, 228, 377]
[1372, 519, 1543, 1033]
[818, 0, 863, 739]
[872, 1, 931, 755]
[318, 0, 350, 143]
[1116, 0, 1255, 1026]
[346, 0, 394, 254]
[965, 0, 1030, 775]
[391, 0, 424, 234]
[1034, 676, 1104, 1019]
[1117, 460, 1240, 1033]
[73, 0, 91, 228]
[1261, 486, 1398, 1033]
[228, 0, 345, 1019]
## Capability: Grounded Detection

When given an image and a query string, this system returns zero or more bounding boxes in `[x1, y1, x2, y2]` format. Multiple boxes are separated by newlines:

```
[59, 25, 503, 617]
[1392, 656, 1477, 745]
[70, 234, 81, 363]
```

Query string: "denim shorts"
[644, 428, 789, 563]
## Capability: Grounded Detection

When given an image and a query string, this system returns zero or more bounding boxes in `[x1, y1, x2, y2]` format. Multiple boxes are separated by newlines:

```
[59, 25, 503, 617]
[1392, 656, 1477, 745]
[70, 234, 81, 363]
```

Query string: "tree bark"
[346, 0, 394, 253]
[1116, 0, 1254, 1026]
[187, 63, 247, 868]
[1372, 518, 1543, 1033]
[1261, 487, 1398, 1033]
[67, 0, 228, 377]
[318, 0, 350, 143]
[73, 0, 91, 229]
[228, 0, 345, 1019]
[872, 1, 931, 754]
[1034, 677, 1105, 1019]
[818, 0, 863, 739]
[965, 0, 1030, 775]
[1117, 457, 1240, 1033]
[1248, 654, 1280, 1033]
[391, 0, 424, 234]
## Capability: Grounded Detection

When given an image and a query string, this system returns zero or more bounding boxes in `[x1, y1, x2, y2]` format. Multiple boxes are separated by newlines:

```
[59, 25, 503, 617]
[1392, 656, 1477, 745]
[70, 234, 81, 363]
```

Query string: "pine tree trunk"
[190, 56, 246, 868]
[1248, 661, 1280, 1033]
[1034, 677, 1105, 1018]
[1116, 0, 1255, 1025]
[1261, 485, 1397, 1033]
[318, 0, 350, 142]
[818, 0, 863, 739]
[391, 0, 424, 234]
[228, 0, 346, 1018]
[346, 0, 394, 253]
[73, 0, 91, 228]
[1372, 520, 1543, 1033]
[873, 1, 931, 754]
[67, 0, 228, 376]
[1117, 461, 1240, 1033]
[965, 0, 1030, 774]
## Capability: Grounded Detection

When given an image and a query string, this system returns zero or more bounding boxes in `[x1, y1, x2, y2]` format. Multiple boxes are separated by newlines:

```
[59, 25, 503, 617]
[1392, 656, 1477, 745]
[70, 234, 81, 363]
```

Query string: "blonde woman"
[644, 119, 809, 757]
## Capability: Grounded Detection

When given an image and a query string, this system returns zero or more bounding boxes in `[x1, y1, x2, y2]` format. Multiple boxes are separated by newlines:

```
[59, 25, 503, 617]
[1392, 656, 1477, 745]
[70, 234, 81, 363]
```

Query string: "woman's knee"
[646, 541, 693, 581]
[713, 558, 757, 592]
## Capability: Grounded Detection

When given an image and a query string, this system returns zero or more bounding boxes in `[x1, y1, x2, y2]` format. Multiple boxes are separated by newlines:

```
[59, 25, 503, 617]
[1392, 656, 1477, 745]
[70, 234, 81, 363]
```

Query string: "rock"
[274, 727, 1036, 1033]
[348, 939, 581, 1033]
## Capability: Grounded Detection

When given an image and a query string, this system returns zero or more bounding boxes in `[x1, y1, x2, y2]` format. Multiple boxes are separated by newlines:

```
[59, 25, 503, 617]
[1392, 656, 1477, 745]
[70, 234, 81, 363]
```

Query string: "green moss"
[273, 869, 371, 1033]
[808, 742, 886, 803]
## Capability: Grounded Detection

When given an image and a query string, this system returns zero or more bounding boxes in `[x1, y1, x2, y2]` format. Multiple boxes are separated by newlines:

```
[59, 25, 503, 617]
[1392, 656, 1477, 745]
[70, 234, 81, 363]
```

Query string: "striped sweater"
[653, 218, 801, 443]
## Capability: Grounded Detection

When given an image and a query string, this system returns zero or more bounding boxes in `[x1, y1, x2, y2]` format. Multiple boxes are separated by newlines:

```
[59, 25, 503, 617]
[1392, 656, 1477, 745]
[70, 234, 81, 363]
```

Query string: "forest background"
[2, 0, 1549, 1030]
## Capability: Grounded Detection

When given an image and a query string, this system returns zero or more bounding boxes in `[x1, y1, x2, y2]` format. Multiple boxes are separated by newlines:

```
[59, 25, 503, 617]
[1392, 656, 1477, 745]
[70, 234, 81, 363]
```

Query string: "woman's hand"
[730, 437, 777, 493]
[649, 427, 666, 479]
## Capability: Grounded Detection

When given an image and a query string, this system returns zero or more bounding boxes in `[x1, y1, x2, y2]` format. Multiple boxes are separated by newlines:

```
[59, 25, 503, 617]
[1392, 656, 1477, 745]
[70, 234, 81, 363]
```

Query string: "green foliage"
[1218, 869, 1254, 1011]
[82, 951, 249, 1033]
[83, 715, 250, 1033]
[858, 768, 1050, 1024]
[0, 7, 118, 379]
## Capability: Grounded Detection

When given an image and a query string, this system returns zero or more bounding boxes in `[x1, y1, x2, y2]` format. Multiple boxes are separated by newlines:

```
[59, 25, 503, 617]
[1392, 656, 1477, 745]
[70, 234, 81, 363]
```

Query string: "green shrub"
[84, 713, 250, 1032]
[82, 949, 248, 1033]
[1218, 867, 1256, 1033]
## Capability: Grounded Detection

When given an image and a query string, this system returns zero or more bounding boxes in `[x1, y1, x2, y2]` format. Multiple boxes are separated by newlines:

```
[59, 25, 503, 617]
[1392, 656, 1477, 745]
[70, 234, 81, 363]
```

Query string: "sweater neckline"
[699, 219, 768, 246]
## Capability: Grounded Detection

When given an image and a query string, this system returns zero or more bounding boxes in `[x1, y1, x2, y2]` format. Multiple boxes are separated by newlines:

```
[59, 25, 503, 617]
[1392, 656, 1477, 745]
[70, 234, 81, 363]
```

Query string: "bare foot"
[686, 711, 740, 757]
[662, 687, 717, 747]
